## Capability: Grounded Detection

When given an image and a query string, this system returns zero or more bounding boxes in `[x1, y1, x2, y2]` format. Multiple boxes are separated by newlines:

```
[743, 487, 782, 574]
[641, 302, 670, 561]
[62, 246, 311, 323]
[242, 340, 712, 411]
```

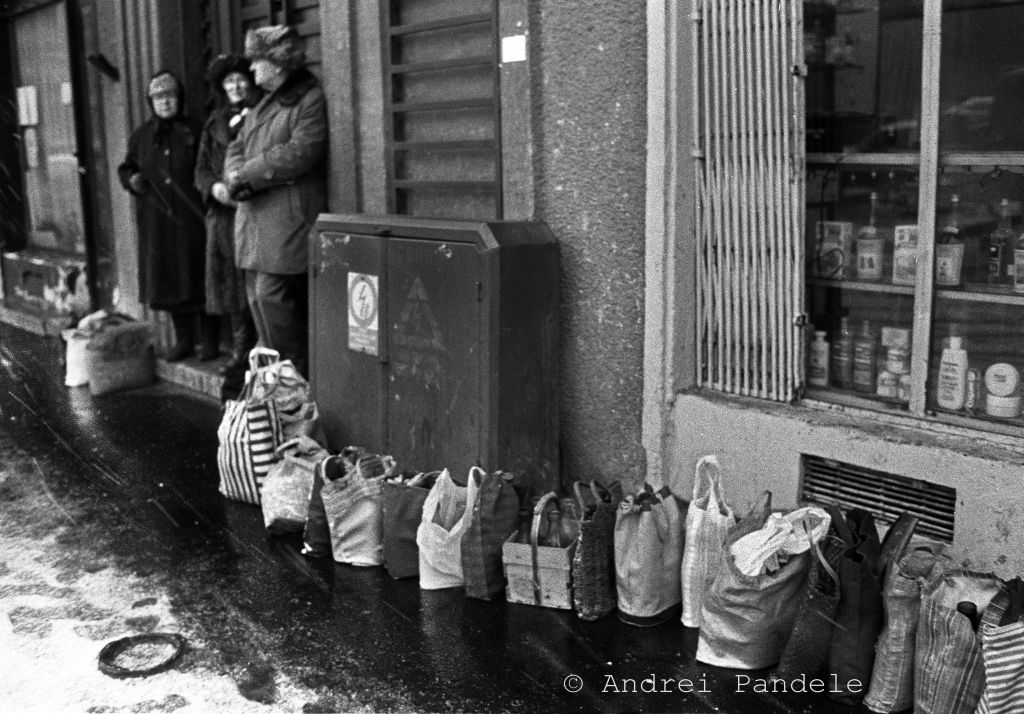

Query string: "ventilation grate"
[800, 455, 956, 543]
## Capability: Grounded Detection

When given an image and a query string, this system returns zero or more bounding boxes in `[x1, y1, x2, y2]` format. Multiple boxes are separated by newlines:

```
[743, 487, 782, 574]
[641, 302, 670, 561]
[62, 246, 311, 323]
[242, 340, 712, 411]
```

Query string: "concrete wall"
[531, 1, 648, 489]
[668, 392, 1024, 579]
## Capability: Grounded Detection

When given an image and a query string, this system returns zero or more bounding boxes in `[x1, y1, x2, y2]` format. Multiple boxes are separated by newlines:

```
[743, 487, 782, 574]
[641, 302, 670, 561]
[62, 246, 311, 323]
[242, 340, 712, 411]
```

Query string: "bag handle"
[693, 455, 721, 502]
[825, 502, 856, 548]
[248, 346, 280, 372]
[530, 492, 559, 606]
[574, 481, 597, 515]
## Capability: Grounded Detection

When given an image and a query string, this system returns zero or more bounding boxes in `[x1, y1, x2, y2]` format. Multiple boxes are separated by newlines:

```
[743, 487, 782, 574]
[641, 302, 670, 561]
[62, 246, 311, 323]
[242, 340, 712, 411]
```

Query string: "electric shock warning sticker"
[347, 272, 379, 355]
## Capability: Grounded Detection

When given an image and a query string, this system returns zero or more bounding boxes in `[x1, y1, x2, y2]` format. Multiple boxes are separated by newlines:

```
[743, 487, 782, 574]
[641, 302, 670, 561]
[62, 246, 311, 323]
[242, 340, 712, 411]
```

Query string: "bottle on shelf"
[809, 330, 830, 387]
[852, 321, 877, 393]
[936, 194, 965, 288]
[831, 316, 855, 390]
[856, 192, 884, 281]
[936, 334, 969, 411]
[988, 199, 1014, 285]
[1014, 224, 1024, 294]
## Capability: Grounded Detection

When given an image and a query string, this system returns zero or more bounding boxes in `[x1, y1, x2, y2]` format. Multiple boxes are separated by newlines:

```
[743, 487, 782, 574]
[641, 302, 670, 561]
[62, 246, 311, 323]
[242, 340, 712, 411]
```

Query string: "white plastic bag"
[680, 455, 736, 627]
[416, 469, 479, 590]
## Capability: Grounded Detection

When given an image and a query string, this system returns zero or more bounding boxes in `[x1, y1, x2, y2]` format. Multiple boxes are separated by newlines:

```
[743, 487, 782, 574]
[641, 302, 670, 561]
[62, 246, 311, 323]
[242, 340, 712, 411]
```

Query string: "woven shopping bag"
[571, 480, 622, 621]
[461, 468, 521, 601]
[826, 506, 884, 705]
[320, 450, 393, 566]
[260, 435, 328, 534]
[915, 568, 1007, 714]
[863, 544, 942, 714]
[416, 469, 479, 589]
[771, 533, 845, 681]
[614, 484, 685, 627]
[976, 583, 1024, 714]
[680, 455, 736, 628]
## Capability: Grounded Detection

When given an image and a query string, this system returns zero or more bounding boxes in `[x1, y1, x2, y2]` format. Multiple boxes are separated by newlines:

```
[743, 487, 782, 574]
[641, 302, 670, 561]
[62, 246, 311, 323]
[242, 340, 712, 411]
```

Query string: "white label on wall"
[17, 86, 39, 125]
[60, 82, 73, 106]
[347, 272, 379, 356]
[501, 34, 527, 63]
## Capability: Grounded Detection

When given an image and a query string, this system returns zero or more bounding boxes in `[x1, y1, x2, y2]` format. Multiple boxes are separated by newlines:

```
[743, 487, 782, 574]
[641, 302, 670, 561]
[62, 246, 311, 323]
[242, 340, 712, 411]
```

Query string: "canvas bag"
[571, 480, 623, 621]
[461, 468, 521, 601]
[320, 450, 391, 566]
[680, 455, 736, 627]
[260, 435, 327, 534]
[301, 465, 332, 558]
[85, 317, 155, 396]
[614, 484, 684, 627]
[695, 493, 814, 669]
[381, 471, 440, 579]
[864, 544, 943, 714]
[826, 506, 885, 705]
[915, 568, 1007, 714]
[416, 469, 479, 590]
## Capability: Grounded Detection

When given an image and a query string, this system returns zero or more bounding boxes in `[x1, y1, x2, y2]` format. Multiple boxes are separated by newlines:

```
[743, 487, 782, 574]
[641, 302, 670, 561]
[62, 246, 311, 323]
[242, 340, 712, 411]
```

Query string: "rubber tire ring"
[97, 632, 186, 678]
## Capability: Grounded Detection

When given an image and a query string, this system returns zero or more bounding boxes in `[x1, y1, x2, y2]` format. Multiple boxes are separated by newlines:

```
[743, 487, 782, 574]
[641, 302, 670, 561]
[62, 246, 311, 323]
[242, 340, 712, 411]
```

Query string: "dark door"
[386, 238, 481, 479]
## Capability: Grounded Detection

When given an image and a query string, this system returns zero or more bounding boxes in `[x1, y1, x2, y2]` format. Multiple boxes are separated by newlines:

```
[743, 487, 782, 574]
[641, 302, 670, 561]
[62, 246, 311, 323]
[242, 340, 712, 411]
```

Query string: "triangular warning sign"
[396, 277, 444, 351]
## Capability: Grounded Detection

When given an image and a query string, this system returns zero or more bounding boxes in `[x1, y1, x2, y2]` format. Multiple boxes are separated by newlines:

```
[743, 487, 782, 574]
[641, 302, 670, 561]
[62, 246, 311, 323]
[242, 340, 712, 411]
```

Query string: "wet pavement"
[0, 321, 869, 713]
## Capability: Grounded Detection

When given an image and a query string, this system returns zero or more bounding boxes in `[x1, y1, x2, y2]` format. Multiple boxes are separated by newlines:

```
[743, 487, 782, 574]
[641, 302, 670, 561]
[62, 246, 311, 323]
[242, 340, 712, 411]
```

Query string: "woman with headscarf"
[118, 70, 216, 361]
[224, 25, 327, 377]
[194, 55, 263, 376]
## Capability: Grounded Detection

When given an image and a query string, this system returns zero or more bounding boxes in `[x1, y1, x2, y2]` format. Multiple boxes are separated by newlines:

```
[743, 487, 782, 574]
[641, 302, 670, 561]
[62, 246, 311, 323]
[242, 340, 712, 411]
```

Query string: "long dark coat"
[224, 68, 327, 275]
[194, 105, 249, 314]
[118, 117, 206, 311]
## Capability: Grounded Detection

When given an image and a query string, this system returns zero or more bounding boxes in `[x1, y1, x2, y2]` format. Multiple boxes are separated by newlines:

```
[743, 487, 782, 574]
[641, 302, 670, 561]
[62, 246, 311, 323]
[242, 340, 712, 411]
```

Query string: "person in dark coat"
[224, 25, 327, 376]
[194, 54, 263, 376]
[118, 70, 218, 361]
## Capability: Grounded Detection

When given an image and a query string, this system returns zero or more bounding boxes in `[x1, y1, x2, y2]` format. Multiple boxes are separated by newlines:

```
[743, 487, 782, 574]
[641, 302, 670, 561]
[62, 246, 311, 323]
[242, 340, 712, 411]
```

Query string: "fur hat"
[206, 53, 255, 89]
[244, 25, 306, 71]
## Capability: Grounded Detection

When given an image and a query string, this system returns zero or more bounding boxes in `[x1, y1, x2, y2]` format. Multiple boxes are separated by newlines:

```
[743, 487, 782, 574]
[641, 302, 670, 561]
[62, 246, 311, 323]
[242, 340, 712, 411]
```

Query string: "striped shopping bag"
[976, 587, 1024, 714]
[216, 392, 282, 504]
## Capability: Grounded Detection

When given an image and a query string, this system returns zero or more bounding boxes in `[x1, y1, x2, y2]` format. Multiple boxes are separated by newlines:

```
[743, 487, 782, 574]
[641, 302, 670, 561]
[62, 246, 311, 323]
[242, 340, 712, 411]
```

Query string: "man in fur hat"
[224, 25, 327, 376]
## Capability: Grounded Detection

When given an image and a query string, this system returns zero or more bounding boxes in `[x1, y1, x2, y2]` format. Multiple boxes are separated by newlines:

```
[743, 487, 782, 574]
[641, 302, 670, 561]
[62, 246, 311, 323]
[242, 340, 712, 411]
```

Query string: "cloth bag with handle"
[260, 435, 328, 534]
[461, 468, 521, 601]
[320, 449, 393, 566]
[416, 469, 479, 590]
[381, 471, 440, 580]
[915, 568, 1007, 714]
[863, 543, 942, 714]
[680, 455, 736, 627]
[695, 493, 817, 669]
[976, 578, 1024, 714]
[614, 484, 684, 626]
[571, 479, 623, 621]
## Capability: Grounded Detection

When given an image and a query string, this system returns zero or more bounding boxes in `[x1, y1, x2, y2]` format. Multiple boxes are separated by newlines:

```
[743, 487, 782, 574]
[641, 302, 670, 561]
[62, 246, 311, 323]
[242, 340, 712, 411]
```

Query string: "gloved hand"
[128, 173, 147, 193]
[212, 181, 237, 207]
[229, 182, 256, 202]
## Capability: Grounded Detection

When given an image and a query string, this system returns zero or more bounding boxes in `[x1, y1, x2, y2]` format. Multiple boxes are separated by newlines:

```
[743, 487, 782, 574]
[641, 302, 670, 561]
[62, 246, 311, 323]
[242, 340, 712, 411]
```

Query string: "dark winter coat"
[224, 68, 327, 275]
[118, 117, 206, 310]
[194, 104, 252, 314]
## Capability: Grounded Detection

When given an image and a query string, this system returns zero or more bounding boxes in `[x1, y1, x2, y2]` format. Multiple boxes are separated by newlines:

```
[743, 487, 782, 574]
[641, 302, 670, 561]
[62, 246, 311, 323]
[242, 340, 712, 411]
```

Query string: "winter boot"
[197, 313, 221, 362]
[166, 312, 196, 362]
[219, 311, 257, 375]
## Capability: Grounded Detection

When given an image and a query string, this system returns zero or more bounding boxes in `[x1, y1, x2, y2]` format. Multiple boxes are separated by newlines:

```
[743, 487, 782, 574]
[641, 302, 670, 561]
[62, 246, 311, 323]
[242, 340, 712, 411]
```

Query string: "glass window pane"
[940, 0, 1024, 152]
[805, 0, 923, 154]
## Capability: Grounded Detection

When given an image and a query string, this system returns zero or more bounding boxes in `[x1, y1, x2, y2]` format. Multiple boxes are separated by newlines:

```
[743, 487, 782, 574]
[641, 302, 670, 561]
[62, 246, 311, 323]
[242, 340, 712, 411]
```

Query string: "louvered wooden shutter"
[229, 0, 322, 75]
[692, 0, 805, 401]
[381, 0, 501, 219]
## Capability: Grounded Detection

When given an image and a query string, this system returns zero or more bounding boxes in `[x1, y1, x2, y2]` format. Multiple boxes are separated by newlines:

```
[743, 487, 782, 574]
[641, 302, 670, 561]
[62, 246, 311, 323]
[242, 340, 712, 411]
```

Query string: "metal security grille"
[381, 0, 501, 220]
[801, 454, 956, 542]
[692, 0, 805, 401]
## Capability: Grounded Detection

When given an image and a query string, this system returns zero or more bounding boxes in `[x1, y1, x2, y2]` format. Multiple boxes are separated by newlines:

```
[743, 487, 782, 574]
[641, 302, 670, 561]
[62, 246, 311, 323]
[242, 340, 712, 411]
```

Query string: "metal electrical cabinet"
[310, 214, 559, 492]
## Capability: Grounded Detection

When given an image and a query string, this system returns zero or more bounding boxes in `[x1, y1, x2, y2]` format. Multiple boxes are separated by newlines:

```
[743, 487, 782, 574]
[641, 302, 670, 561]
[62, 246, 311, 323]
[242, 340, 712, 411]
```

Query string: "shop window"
[381, 0, 501, 220]
[805, 0, 1024, 436]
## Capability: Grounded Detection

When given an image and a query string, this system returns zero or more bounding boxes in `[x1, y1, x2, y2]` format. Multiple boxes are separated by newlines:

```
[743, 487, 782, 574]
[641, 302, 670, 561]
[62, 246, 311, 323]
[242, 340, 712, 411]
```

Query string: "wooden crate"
[502, 533, 575, 610]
